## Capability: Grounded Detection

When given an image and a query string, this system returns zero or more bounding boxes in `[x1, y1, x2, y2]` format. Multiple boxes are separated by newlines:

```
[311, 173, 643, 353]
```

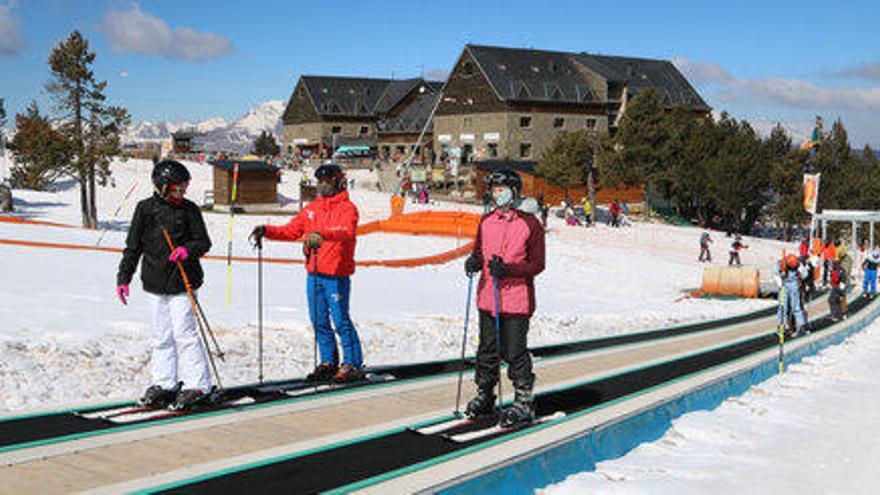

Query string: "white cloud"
[0, 1, 25, 56]
[830, 60, 880, 82]
[99, 3, 232, 62]
[672, 57, 734, 85]
[675, 56, 880, 112]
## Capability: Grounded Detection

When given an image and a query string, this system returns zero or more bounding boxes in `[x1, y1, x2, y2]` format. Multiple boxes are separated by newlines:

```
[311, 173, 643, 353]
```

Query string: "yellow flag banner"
[803, 173, 820, 214]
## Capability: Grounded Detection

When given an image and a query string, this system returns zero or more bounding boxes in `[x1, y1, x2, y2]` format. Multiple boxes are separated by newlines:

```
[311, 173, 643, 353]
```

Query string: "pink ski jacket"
[473, 207, 546, 317]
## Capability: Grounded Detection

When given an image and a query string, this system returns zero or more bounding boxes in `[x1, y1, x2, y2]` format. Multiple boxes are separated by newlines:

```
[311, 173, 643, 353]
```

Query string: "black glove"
[488, 255, 508, 279]
[464, 255, 482, 275]
[249, 225, 266, 248]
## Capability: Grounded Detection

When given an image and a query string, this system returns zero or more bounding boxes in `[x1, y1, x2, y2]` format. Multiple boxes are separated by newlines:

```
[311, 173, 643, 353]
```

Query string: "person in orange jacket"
[822, 240, 837, 286]
[250, 164, 363, 383]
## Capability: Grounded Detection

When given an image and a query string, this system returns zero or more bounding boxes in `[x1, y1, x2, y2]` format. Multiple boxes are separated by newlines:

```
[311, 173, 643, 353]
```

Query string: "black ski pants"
[474, 310, 535, 392]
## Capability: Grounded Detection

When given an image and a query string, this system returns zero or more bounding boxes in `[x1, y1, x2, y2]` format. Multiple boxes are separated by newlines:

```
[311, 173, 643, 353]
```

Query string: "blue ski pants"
[307, 274, 363, 367]
[864, 269, 877, 296]
[777, 280, 805, 329]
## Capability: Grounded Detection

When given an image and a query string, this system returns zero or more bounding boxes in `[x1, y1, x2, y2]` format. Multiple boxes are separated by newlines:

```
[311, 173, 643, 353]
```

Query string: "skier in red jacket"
[250, 164, 364, 382]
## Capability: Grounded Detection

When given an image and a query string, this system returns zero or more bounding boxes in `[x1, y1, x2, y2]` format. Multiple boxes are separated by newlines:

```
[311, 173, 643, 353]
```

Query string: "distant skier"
[609, 199, 622, 227]
[581, 197, 592, 226]
[728, 234, 748, 266]
[829, 261, 847, 321]
[116, 160, 214, 410]
[821, 240, 837, 286]
[838, 243, 853, 315]
[862, 249, 879, 300]
[250, 164, 364, 383]
[773, 253, 808, 336]
[699, 230, 713, 262]
[464, 168, 545, 427]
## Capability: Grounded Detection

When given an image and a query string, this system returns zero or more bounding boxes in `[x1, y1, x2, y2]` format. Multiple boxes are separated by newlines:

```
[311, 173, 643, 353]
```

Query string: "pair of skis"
[75, 396, 256, 424]
[413, 411, 565, 443]
[267, 372, 394, 398]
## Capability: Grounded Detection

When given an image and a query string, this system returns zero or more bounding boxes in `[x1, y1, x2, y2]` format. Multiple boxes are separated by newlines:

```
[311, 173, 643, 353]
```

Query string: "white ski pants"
[145, 292, 212, 392]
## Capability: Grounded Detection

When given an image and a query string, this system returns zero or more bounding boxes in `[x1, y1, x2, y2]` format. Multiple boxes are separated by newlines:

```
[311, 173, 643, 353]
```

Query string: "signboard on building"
[293, 138, 308, 145]
[484, 132, 500, 142]
[410, 167, 428, 182]
[460, 133, 475, 142]
[438, 134, 452, 143]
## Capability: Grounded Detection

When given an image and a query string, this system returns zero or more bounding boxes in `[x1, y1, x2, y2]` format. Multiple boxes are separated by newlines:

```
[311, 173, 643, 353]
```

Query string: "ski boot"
[306, 363, 338, 383]
[499, 386, 536, 428]
[138, 385, 177, 408]
[170, 389, 207, 411]
[333, 364, 366, 383]
[464, 388, 496, 419]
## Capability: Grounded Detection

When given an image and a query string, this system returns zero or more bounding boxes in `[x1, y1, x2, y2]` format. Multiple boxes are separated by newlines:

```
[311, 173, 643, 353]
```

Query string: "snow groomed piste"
[0, 292, 872, 494]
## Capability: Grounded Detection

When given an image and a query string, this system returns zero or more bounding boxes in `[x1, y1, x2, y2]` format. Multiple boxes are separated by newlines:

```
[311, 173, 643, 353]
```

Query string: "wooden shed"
[475, 160, 644, 207]
[209, 159, 280, 211]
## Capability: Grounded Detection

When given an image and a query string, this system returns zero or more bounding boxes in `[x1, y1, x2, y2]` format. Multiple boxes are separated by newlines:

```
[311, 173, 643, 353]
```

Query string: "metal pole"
[257, 241, 264, 384]
[871, 222, 875, 250]
[453, 274, 474, 417]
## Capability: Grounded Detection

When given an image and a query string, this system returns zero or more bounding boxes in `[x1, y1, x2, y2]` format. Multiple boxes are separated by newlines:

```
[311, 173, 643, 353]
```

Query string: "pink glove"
[169, 246, 189, 263]
[117, 285, 129, 305]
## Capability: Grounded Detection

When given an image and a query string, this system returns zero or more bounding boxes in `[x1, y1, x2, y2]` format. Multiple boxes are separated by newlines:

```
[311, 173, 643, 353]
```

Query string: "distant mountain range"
[123, 100, 285, 153]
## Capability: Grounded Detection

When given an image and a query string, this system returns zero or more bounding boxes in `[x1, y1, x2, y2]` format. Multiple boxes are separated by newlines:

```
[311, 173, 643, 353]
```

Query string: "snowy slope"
[541, 322, 880, 494]
[0, 159, 787, 411]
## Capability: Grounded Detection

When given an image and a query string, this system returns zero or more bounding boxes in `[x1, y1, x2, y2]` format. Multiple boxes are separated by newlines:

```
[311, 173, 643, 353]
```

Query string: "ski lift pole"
[95, 180, 138, 247]
[778, 249, 786, 375]
[161, 227, 224, 390]
[226, 163, 240, 307]
[257, 237, 264, 384]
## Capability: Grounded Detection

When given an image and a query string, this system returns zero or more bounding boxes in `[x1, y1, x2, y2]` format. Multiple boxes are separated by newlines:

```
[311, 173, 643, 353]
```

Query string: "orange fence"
[0, 210, 482, 269]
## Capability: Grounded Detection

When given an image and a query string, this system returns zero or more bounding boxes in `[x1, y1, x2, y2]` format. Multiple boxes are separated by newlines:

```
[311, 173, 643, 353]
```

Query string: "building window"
[487, 143, 498, 158]
[463, 62, 474, 76]
[553, 117, 565, 129]
[519, 142, 532, 158]
[519, 116, 532, 128]
[331, 125, 342, 134]
[359, 125, 369, 135]
[585, 118, 597, 130]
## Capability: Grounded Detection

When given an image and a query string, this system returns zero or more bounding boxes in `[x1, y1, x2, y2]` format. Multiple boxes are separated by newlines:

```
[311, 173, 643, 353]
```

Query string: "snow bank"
[540, 322, 880, 495]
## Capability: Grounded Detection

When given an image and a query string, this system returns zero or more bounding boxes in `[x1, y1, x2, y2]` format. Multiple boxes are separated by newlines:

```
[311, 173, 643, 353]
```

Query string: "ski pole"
[95, 180, 138, 247]
[492, 276, 503, 411]
[161, 227, 224, 390]
[778, 284, 785, 375]
[454, 273, 475, 417]
[194, 295, 226, 362]
[308, 247, 319, 376]
[257, 236, 264, 384]
[226, 163, 240, 307]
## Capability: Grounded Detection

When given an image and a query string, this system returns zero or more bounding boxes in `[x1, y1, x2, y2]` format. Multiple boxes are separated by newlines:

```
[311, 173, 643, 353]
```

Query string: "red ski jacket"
[264, 190, 359, 276]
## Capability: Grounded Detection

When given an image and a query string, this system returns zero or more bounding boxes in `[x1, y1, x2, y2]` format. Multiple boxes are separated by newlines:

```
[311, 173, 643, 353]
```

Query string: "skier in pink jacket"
[464, 168, 546, 426]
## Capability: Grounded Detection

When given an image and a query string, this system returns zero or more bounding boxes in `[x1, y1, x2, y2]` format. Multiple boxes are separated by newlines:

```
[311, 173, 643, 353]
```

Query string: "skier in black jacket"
[116, 160, 213, 410]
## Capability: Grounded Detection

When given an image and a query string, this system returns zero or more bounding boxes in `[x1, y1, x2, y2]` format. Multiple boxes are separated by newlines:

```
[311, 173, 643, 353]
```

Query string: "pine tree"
[253, 130, 280, 159]
[45, 30, 130, 228]
[766, 124, 808, 239]
[8, 101, 70, 190]
[603, 88, 670, 219]
[535, 129, 606, 198]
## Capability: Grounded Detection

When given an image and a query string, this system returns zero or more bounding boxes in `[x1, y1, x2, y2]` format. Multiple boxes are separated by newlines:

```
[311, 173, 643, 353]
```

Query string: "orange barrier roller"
[701, 266, 760, 299]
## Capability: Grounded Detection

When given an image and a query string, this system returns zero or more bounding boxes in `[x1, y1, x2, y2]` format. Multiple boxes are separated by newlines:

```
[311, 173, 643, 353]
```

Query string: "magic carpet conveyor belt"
[149, 295, 868, 494]
[0, 297, 800, 454]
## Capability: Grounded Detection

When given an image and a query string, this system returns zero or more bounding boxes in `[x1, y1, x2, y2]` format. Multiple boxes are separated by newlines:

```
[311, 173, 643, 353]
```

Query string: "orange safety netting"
[0, 210, 481, 268]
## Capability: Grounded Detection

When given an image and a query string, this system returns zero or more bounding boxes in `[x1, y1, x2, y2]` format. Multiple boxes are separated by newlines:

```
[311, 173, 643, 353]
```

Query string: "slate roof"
[298, 76, 444, 119]
[208, 160, 278, 172]
[377, 92, 441, 135]
[464, 44, 708, 110]
[301, 76, 392, 118]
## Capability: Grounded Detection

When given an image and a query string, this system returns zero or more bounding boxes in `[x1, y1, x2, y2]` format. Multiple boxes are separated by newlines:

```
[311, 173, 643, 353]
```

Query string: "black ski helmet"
[315, 163, 345, 190]
[152, 160, 191, 195]
[485, 167, 522, 196]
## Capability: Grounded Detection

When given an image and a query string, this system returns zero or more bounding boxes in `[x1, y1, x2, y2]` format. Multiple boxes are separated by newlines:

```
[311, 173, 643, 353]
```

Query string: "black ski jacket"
[117, 195, 212, 295]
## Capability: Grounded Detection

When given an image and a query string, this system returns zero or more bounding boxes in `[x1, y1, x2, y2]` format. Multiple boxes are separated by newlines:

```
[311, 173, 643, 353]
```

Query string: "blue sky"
[1, 0, 879, 145]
